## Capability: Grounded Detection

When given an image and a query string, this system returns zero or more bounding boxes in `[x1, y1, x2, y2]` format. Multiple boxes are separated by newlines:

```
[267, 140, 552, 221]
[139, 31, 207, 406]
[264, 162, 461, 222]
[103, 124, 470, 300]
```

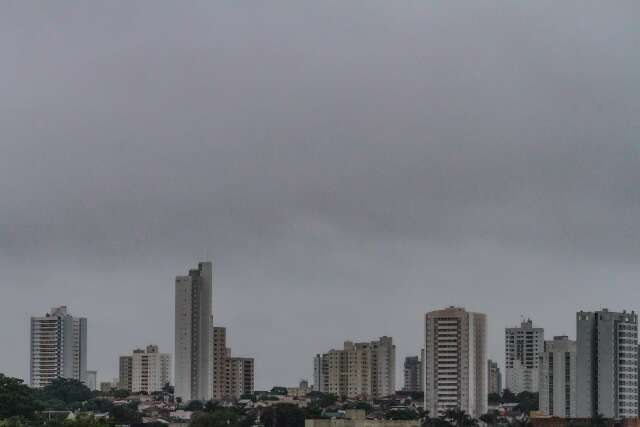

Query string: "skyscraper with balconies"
[30, 306, 87, 388]
[539, 335, 576, 418]
[424, 307, 487, 418]
[576, 309, 638, 419]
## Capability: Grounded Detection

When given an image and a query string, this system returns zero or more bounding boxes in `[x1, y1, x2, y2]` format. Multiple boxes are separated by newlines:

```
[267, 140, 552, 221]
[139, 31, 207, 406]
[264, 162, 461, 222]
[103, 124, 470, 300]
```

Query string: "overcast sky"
[2, 1, 640, 389]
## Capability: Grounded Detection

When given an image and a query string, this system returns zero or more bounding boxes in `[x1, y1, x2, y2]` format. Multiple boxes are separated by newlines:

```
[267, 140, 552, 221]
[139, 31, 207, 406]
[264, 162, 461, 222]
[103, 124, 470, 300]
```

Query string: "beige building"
[211, 326, 254, 400]
[314, 336, 395, 399]
[119, 345, 171, 394]
[424, 307, 487, 418]
[539, 336, 576, 418]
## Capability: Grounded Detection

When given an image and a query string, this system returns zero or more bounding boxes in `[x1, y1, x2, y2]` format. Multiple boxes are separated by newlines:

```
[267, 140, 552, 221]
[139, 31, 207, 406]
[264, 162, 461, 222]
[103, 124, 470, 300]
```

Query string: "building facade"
[576, 309, 638, 419]
[539, 336, 576, 418]
[85, 370, 97, 391]
[174, 262, 213, 401]
[211, 326, 255, 400]
[403, 356, 423, 392]
[314, 337, 395, 399]
[505, 319, 544, 394]
[119, 355, 133, 391]
[488, 359, 502, 395]
[424, 307, 487, 418]
[30, 306, 87, 388]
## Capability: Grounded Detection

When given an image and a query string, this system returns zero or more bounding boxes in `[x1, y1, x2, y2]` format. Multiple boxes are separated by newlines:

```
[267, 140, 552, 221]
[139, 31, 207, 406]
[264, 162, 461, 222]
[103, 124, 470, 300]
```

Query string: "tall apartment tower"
[505, 319, 544, 393]
[576, 309, 638, 419]
[403, 356, 423, 392]
[119, 355, 133, 391]
[424, 307, 487, 418]
[539, 336, 576, 418]
[211, 326, 254, 400]
[174, 261, 213, 401]
[314, 337, 395, 399]
[488, 359, 502, 395]
[30, 306, 87, 388]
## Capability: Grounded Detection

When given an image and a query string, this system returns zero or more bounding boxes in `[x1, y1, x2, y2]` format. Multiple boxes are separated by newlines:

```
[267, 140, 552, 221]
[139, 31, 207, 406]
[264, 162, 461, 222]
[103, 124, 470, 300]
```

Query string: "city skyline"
[2, 1, 640, 392]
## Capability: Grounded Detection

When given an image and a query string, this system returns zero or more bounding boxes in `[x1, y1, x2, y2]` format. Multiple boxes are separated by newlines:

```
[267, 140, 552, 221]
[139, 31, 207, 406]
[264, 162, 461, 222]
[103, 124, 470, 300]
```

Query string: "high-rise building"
[313, 353, 328, 393]
[539, 336, 576, 418]
[132, 345, 171, 394]
[424, 307, 487, 418]
[174, 262, 213, 401]
[314, 337, 395, 399]
[85, 370, 97, 391]
[211, 326, 254, 400]
[119, 355, 133, 391]
[403, 356, 423, 392]
[488, 360, 502, 395]
[30, 306, 87, 388]
[505, 319, 544, 394]
[576, 309, 638, 419]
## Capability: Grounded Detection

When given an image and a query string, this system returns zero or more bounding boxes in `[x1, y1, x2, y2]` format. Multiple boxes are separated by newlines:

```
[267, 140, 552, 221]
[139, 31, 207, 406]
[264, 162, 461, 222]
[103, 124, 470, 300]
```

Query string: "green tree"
[488, 393, 501, 405]
[480, 413, 497, 426]
[590, 414, 607, 427]
[270, 387, 288, 396]
[261, 404, 305, 427]
[40, 378, 93, 404]
[384, 409, 418, 420]
[111, 389, 129, 399]
[442, 409, 477, 427]
[109, 402, 142, 424]
[501, 390, 517, 404]
[0, 374, 41, 420]
[185, 400, 204, 411]
[190, 409, 241, 427]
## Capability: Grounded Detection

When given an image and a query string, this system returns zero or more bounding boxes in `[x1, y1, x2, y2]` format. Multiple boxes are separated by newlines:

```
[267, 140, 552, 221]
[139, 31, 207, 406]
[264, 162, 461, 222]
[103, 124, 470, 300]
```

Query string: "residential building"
[488, 360, 502, 395]
[314, 337, 395, 399]
[505, 319, 544, 394]
[211, 326, 255, 400]
[305, 409, 419, 427]
[174, 261, 213, 401]
[539, 336, 576, 417]
[576, 309, 638, 419]
[403, 356, 423, 392]
[85, 370, 97, 391]
[119, 355, 133, 391]
[30, 306, 87, 388]
[424, 307, 487, 418]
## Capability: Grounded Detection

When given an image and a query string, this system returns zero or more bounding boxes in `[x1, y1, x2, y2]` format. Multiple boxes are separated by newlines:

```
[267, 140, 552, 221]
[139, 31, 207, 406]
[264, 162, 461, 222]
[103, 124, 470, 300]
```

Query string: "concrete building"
[119, 355, 133, 391]
[424, 307, 487, 418]
[488, 359, 502, 395]
[505, 319, 544, 394]
[211, 326, 254, 400]
[30, 306, 87, 388]
[85, 370, 97, 391]
[314, 336, 395, 399]
[174, 261, 213, 401]
[403, 356, 423, 392]
[576, 309, 638, 419]
[538, 336, 576, 418]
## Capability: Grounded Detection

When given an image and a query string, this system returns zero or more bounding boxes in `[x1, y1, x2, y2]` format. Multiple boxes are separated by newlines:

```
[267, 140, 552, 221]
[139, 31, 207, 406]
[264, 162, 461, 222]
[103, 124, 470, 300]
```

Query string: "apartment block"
[30, 306, 87, 388]
[424, 307, 487, 418]
[505, 319, 544, 394]
[576, 309, 638, 419]
[488, 359, 502, 395]
[314, 336, 395, 399]
[211, 326, 254, 400]
[119, 355, 133, 391]
[175, 262, 213, 401]
[539, 336, 576, 418]
[403, 356, 423, 392]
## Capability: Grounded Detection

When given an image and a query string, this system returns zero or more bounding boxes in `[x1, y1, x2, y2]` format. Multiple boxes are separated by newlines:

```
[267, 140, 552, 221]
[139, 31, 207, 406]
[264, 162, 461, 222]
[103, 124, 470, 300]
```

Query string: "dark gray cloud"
[1, 1, 639, 388]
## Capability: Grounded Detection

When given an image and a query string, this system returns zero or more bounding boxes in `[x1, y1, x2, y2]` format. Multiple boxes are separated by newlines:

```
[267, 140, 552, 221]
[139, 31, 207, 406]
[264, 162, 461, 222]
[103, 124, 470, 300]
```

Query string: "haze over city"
[2, 0, 640, 393]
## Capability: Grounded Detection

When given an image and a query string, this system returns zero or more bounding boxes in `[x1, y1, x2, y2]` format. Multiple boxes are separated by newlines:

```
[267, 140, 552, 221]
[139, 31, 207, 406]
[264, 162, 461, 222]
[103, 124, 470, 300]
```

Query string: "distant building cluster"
[313, 336, 395, 399]
[26, 261, 640, 422]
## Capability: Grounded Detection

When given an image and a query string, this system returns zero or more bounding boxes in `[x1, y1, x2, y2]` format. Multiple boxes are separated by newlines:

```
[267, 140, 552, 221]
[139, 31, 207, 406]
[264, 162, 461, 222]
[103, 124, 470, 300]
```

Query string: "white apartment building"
[175, 262, 213, 401]
[314, 336, 395, 399]
[539, 336, 576, 418]
[85, 370, 97, 391]
[30, 306, 87, 388]
[505, 319, 544, 393]
[424, 307, 487, 418]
